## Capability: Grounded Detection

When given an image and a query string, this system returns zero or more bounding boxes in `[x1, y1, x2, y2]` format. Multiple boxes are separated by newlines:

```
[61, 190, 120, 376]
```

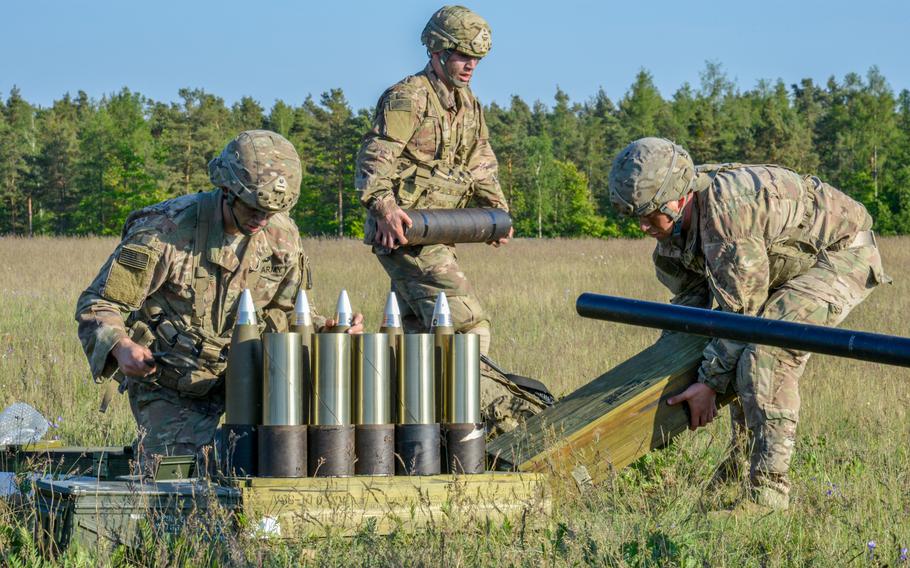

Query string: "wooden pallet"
[487, 332, 734, 484]
[230, 472, 550, 537]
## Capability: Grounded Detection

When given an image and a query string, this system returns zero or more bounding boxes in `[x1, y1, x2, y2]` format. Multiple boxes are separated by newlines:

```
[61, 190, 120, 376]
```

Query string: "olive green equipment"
[430, 292, 454, 424]
[380, 291, 403, 423]
[223, 289, 261, 477]
[225, 289, 262, 425]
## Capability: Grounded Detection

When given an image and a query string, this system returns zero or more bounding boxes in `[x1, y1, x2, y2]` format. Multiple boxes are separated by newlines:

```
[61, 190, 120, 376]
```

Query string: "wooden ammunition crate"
[230, 472, 550, 537]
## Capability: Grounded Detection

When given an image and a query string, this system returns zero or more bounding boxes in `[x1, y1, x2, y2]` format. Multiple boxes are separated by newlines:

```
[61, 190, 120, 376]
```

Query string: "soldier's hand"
[667, 382, 717, 431]
[320, 313, 364, 334]
[112, 337, 157, 378]
[348, 313, 365, 334]
[375, 207, 412, 249]
[488, 225, 514, 248]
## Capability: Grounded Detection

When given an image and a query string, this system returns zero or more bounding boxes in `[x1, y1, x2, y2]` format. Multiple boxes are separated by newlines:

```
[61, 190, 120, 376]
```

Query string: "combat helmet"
[608, 137, 696, 221]
[421, 5, 492, 59]
[208, 130, 302, 213]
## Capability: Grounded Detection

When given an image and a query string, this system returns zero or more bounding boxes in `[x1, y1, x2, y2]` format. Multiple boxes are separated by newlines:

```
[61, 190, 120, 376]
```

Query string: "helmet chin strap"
[223, 193, 255, 237]
[438, 50, 468, 88]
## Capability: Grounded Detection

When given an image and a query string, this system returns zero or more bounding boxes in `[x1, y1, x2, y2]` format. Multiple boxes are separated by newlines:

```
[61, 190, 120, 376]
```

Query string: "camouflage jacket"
[75, 190, 323, 396]
[355, 62, 506, 220]
[654, 164, 874, 393]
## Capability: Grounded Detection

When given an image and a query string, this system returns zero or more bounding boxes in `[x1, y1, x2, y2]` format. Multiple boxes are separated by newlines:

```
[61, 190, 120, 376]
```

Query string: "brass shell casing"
[353, 333, 392, 425]
[311, 333, 352, 426]
[398, 334, 435, 425]
[433, 326, 455, 423]
[262, 332, 305, 426]
[447, 333, 481, 423]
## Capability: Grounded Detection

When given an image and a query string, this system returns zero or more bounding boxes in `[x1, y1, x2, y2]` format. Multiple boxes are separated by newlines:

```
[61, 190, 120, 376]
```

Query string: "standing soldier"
[76, 130, 362, 473]
[608, 137, 889, 512]
[355, 5, 545, 434]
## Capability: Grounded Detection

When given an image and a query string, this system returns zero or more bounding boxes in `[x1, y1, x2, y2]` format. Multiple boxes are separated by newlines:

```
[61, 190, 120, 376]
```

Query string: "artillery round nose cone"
[294, 290, 313, 327]
[382, 291, 402, 329]
[238, 289, 257, 326]
[335, 289, 353, 326]
[431, 292, 452, 329]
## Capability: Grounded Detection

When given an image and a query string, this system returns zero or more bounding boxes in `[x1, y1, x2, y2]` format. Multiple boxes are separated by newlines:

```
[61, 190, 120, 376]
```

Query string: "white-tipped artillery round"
[332, 289, 354, 332]
[293, 289, 313, 328]
[431, 292, 453, 330]
[237, 289, 257, 326]
[381, 291, 402, 331]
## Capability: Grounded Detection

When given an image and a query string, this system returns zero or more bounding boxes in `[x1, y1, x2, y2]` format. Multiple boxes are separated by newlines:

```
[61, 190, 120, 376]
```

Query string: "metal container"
[442, 423, 485, 474]
[398, 334, 435, 425]
[354, 424, 395, 476]
[434, 332, 454, 424]
[403, 208, 513, 245]
[311, 333, 352, 426]
[221, 424, 257, 477]
[353, 333, 392, 425]
[308, 425, 355, 477]
[258, 425, 307, 477]
[447, 333, 481, 424]
[394, 423, 441, 476]
[225, 324, 262, 425]
[386, 332, 403, 423]
[262, 332, 306, 426]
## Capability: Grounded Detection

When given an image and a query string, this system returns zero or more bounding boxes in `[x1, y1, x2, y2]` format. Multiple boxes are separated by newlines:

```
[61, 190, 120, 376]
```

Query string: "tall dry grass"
[1, 235, 908, 566]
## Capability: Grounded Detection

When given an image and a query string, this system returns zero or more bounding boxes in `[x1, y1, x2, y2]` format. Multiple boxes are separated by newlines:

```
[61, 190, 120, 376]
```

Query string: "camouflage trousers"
[127, 379, 224, 476]
[376, 244, 541, 435]
[726, 243, 886, 502]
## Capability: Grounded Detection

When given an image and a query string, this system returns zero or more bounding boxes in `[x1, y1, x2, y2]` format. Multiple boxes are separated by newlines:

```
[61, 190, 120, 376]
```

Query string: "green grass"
[1, 236, 909, 566]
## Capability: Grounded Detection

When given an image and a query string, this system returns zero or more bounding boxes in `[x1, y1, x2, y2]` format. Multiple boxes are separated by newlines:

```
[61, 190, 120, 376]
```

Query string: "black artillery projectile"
[402, 208, 511, 245]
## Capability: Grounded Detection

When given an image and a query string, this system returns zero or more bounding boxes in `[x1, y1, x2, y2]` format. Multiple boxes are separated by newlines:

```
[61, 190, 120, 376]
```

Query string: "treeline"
[1, 63, 909, 238]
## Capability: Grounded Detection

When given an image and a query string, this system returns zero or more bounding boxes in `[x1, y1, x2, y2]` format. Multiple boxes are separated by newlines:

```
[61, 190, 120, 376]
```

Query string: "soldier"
[608, 137, 888, 512]
[355, 5, 546, 434]
[75, 130, 363, 473]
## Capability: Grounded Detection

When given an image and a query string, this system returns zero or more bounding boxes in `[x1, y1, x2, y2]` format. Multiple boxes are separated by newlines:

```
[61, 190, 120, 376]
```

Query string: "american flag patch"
[118, 245, 151, 271]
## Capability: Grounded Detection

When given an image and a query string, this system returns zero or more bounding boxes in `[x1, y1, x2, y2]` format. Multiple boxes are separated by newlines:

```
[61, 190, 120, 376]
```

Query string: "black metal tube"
[258, 425, 307, 477]
[576, 293, 910, 367]
[354, 424, 395, 476]
[442, 423, 485, 474]
[221, 424, 257, 477]
[394, 424, 441, 476]
[403, 208, 512, 245]
[307, 425, 355, 477]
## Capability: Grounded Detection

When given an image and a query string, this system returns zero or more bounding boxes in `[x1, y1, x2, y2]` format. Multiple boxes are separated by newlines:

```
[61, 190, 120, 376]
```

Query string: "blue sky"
[1, 0, 907, 111]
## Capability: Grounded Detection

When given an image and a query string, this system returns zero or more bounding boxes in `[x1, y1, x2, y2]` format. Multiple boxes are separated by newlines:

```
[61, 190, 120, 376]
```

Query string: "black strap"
[480, 354, 556, 407]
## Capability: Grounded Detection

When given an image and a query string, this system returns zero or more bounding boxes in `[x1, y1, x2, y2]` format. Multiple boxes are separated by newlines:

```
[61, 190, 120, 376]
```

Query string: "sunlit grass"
[1, 235, 908, 565]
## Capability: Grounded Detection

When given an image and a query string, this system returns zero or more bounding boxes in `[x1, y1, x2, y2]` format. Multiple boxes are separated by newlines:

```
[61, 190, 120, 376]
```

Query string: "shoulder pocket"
[102, 244, 159, 309]
[382, 97, 416, 142]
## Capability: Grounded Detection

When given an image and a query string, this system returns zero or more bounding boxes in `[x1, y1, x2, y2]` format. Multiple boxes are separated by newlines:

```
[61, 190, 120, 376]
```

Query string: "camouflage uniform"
[76, 189, 322, 470]
[653, 163, 888, 504]
[355, 7, 537, 432]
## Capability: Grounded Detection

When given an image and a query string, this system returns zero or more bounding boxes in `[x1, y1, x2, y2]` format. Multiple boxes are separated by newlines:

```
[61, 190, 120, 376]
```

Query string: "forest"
[1, 63, 908, 238]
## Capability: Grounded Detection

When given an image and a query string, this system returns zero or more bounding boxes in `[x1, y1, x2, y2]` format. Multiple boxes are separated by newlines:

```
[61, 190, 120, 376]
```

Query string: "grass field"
[1, 236, 908, 566]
